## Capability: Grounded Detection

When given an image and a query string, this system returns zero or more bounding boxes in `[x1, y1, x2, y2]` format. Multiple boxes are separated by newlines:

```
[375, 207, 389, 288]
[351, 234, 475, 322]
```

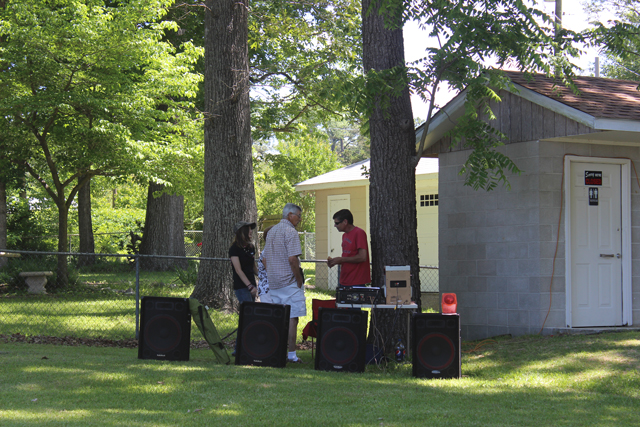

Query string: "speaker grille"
[412, 313, 460, 379]
[240, 320, 280, 360]
[315, 308, 368, 373]
[236, 302, 290, 367]
[319, 326, 360, 366]
[138, 296, 190, 361]
[143, 315, 183, 353]
[416, 332, 455, 370]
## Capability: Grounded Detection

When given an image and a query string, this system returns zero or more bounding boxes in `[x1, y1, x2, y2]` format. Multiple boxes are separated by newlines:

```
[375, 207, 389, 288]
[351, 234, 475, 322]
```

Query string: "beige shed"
[295, 157, 439, 289]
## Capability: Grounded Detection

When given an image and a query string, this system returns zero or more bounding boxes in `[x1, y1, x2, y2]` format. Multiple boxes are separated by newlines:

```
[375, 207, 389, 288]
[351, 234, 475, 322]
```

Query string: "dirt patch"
[1, 332, 314, 351]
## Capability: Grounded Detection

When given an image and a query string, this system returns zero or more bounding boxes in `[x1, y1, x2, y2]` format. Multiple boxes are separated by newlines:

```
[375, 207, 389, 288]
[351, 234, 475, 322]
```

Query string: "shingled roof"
[503, 71, 640, 121]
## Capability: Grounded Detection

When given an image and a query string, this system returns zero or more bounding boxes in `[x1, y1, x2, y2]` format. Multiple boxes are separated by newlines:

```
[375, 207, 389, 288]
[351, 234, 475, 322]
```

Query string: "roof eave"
[294, 180, 368, 192]
[415, 89, 468, 152]
[415, 81, 640, 149]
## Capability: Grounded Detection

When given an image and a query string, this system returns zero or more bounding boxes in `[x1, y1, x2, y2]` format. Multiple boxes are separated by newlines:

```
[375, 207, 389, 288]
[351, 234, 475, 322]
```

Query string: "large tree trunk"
[77, 175, 95, 267]
[0, 179, 6, 268]
[139, 181, 187, 271]
[363, 0, 421, 353]
[191, 0, 256, 308]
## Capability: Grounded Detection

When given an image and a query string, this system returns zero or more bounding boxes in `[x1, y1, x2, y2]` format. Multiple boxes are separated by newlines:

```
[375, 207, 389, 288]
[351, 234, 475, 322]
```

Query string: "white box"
[385, 265, 411, 305]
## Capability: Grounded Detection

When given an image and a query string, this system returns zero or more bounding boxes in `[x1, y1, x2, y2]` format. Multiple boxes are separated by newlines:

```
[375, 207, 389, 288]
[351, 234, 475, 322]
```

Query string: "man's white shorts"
[258, 292, 273, 304]
[269, 281, 306, 318]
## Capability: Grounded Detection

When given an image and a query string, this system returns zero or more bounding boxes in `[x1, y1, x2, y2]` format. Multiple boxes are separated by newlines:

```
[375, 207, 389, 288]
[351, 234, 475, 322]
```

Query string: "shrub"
[175, 260, 199, 287]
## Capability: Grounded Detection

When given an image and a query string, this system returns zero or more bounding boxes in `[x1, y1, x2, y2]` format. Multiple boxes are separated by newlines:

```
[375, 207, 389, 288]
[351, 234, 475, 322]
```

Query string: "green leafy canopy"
[360, 0, 583, 191]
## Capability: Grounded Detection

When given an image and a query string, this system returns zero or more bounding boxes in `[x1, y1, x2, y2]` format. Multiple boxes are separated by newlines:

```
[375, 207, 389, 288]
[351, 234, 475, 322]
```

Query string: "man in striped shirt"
[263, 203, 306, 363]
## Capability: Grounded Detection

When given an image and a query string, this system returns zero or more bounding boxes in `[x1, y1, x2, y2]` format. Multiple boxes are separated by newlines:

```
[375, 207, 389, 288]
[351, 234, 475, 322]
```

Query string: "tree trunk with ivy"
[191, 0, 257, 308]
[363, 0, 421, 354]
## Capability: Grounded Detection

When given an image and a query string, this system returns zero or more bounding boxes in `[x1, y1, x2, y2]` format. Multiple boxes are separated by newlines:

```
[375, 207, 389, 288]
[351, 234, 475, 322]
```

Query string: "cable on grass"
[462, 339, 497, 354]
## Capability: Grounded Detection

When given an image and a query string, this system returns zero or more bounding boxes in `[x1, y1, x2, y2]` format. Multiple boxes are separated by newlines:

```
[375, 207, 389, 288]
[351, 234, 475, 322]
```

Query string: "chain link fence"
[66, 230, 316, 259]
[0, 249, 438, 344]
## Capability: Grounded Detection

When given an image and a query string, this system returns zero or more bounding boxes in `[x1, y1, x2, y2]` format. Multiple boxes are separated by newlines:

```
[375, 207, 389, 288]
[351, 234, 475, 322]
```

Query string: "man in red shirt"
[327, 209, 371, 286]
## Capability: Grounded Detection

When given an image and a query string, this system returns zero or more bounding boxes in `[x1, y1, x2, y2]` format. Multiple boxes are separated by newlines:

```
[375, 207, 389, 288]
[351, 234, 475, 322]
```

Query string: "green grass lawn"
[0, 287, 336, 349]
[1, 331, 638, 426]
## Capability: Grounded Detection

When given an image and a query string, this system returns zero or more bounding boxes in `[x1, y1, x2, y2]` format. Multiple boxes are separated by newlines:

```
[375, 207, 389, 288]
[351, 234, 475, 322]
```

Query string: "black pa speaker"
[138, 296, 191, 361]
[315, 308, 368, 373]
[412, 313, 461, 379]
[236, 302, 290, 367]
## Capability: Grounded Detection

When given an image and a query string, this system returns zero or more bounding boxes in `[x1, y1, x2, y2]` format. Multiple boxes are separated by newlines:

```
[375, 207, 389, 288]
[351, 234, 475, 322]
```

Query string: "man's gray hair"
[282, 203, 302, 219]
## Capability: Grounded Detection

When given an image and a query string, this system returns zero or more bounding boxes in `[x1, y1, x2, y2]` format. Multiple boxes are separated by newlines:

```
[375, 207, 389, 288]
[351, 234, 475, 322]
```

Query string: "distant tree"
[249, 0, 363, 140]
[0, 0, 202, 288]
[585, 0, 640, 80]
[76, 175, 95, 266]
[0, 178, 6, 268]
[324, 119, 371, 165]
[0, 153, 24, 265]
[255, 137, 343, 232]
[138, 182, 187, 271]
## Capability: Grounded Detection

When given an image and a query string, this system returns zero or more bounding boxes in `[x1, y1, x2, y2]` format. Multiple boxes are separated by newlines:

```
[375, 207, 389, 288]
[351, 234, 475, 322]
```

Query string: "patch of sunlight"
[210, 406, 242, 416]
[23, 366, 92, 375]
[102, 408, 179, 416]
[571, 369, 614, 383]
[129, 363, 210, 373]
[413, 377, 478, 390]
[509, 373, 557, 387]
[0, 409, 92, 421]
[614, 338, 640, 347]
[128, 384, 181, 395]
[16, 383, 45, 392]
[88, 371, 136, 382]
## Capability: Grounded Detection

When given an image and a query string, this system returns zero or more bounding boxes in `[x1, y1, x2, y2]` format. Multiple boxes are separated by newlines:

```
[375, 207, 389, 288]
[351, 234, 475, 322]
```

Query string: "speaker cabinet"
[138, 296, 191, 361]
[412, 313, 461, 379]
[236, 302, 290, 367]
[315, 308, 368, 373]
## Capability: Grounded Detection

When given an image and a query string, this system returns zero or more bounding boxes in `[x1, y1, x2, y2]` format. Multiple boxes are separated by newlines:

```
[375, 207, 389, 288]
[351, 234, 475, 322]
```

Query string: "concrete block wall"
[440, 139, 640, 341]
[439, 140, 545, 340]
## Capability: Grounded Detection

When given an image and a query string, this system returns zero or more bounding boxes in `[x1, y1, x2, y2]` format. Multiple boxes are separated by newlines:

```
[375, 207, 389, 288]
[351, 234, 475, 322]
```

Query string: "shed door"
[570, 162, 623, 327]
[328, 195, 350, 289]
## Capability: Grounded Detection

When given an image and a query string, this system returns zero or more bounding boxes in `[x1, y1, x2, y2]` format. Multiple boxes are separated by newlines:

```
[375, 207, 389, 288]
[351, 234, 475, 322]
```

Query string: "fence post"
[135, 255, 140, 340]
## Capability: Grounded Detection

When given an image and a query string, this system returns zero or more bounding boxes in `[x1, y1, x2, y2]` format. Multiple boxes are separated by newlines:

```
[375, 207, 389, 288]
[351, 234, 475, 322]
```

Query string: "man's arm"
[327, 248, 367, 267]
[289, 255, 303, 288]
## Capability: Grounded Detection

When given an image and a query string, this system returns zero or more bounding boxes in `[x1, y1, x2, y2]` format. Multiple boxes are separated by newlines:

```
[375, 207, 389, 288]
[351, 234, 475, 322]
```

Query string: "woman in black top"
[229, 221, 258, 304]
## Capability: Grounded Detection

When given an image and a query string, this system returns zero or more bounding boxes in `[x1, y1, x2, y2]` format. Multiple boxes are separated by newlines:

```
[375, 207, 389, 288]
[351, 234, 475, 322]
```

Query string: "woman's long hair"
[234, 225, 254, 250]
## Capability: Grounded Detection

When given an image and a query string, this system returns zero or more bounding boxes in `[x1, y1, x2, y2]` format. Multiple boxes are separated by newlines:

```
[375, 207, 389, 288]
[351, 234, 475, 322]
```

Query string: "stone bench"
[19, 271, 53, 294]
[0, 252, 21, 258]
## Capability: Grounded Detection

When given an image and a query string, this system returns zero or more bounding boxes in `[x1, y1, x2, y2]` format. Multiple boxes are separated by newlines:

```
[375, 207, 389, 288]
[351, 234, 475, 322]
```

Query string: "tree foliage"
[0, 0, 202, 287]
[255, 137, 343, 232]
[585, 0, 640, 80]
[249, 0, 363, 140]
[360, 0, 581, 191]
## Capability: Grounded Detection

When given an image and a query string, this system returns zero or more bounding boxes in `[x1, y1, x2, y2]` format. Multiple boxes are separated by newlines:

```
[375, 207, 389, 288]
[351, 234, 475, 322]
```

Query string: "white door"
[570, 162, 623, 327]
[328, 195, 350, 289]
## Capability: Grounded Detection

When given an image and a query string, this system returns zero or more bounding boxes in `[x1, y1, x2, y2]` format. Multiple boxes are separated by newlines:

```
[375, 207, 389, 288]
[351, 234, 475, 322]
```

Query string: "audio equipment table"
[336, 303, 418, 349]
[336, 303, 417, 309]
